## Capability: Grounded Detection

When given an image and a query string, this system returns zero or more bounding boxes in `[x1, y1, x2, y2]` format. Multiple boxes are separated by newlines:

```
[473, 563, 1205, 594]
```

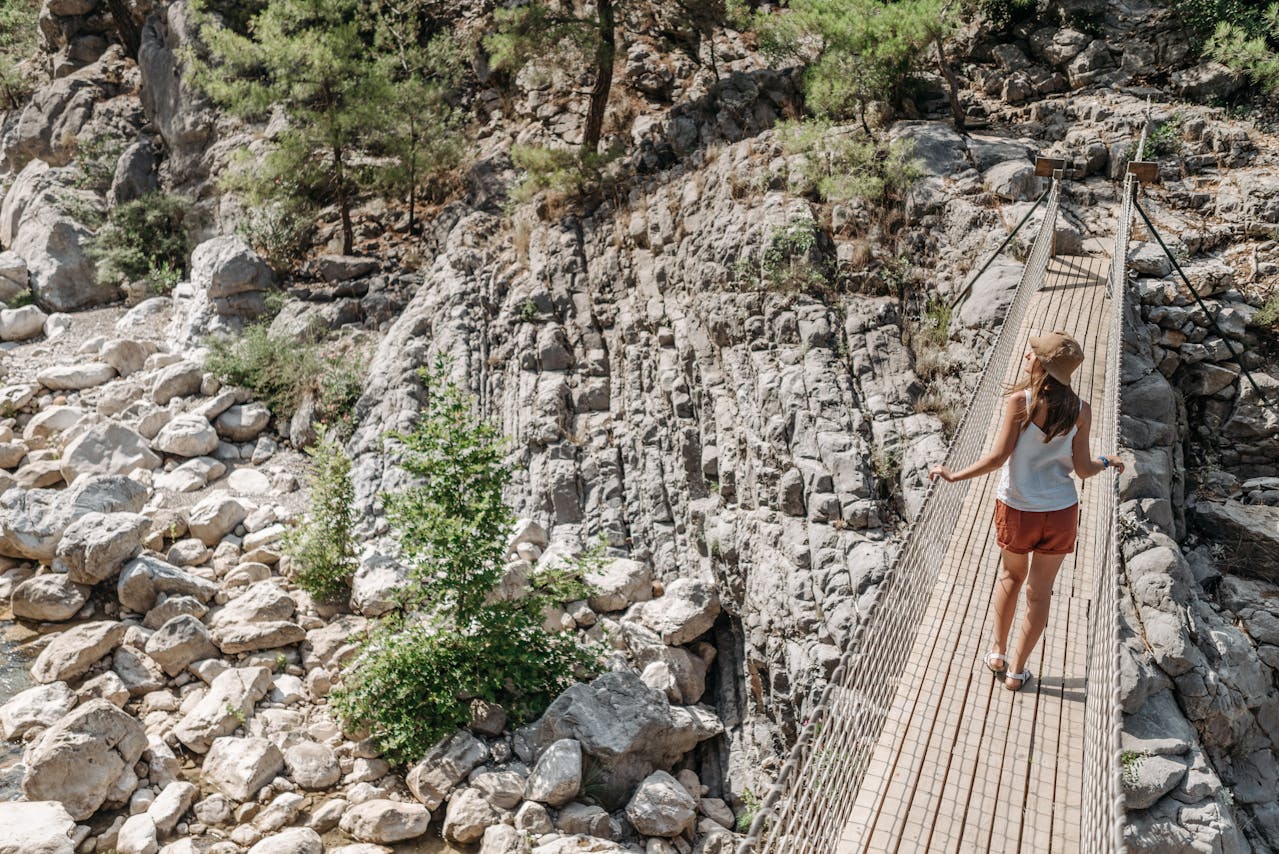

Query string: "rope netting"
[739, 178, 1063, 854]
[1080, 173, 1134, 854]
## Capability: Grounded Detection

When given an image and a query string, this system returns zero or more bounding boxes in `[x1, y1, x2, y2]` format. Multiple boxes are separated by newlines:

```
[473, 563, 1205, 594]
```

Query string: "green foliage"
[978, 0, 1036, 31]
[331, 360, 600, 762]
[760, 0, 957, 123]
[0, 0, 39, 109]
[762, 219, 827, 292]
[187, 0, 464, 253]
[88, 194, 192, 288]
[287, 437, 358, 602]
[237, 205, 309, 273]
[1206, 4, 1279, 94]
[509, 145, 622, 208]
[778, 120, 921, 206]
[1255, 292, 1279, 330]
[4, 289, 34, 308]
[735, 788, 761, 833]
[314, 354, 366, 440]
[206, 326, 321, 416]
[72, 136, 127, 194]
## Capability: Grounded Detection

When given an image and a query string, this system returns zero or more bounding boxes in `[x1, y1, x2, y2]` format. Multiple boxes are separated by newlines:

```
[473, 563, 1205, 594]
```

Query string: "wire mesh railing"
[738, 178, 1062, 854]
[1079, 172, 1134, 854]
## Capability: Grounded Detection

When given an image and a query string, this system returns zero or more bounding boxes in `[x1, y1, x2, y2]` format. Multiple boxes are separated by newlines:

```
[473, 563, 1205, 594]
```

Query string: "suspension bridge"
[739, 152, 1146, 853]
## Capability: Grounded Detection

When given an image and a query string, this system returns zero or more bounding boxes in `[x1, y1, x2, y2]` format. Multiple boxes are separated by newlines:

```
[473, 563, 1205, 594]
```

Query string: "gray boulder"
[525, 671, 722, 796]
[172, 666, 272, 753]
[30, 620, 126, 683]
[0, 801, 78, 854]
[625, 770, 697, 837]
[11, 573, 89, 622]
[118, 555, 218, 615]
[202, 736, 284, 801]
[168, 236, 272, 346]
[145, 614, 219, 676]
[60, 422, 161, 483]
[339, 799, 431, 844]
[0, 475, 147, 561]
[55, 511, 150, 584]
[0, 682, 77, 740]
[21, 699, 148, 820]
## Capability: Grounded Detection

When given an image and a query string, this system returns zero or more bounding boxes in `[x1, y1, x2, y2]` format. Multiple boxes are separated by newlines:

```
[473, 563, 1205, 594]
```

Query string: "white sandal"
[983, 652, 1007, 675]
[1004, 668, 1032, 692]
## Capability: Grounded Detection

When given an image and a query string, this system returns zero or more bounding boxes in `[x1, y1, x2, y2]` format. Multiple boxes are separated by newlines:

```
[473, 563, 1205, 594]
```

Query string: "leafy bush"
[287, 437, 357, 602]
[1206, 3, 1279, 95]
[778, 120, 922, 207]
[89, 193, 192, 288]
[1255, 292, 1279, 330]
[73, 135, 127, 194]
[0, 0, 39, 109]
[237, 205, 309, 273]
[510, 145, 622, 209]
[205, 326, 321, 417]
[331, 361, 600, 761]
[979, 0, 1037, 31]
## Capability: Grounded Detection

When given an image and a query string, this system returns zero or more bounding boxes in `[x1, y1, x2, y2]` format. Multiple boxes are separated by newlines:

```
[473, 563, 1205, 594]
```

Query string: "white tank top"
[995, 390, 1080, 512]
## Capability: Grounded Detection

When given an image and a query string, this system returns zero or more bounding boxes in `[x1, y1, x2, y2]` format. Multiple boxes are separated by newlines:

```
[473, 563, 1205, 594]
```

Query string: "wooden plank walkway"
[837, 244, 1115, 854]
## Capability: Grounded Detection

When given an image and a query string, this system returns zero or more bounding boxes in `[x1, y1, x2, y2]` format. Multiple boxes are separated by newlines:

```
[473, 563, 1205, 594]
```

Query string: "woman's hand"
[929, 465, 956, 482]
[1100, 455, 1126, 474]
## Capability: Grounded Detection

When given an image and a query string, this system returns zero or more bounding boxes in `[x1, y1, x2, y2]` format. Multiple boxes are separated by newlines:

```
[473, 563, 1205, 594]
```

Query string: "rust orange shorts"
[994, 500, 1078, 555]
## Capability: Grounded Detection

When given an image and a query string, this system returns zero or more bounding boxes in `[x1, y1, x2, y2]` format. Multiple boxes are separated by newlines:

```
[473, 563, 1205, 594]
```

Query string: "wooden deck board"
[835, 248, 1113, 853]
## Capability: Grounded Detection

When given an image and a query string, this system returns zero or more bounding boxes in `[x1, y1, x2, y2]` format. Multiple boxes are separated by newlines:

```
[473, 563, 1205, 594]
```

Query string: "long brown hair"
[1007, 371, 1080, 441]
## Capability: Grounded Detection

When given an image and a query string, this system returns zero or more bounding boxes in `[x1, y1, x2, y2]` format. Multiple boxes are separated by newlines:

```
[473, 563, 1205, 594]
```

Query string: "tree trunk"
[582, 0, 615, 155]
[334, 143, 353, 255]
[934, 33, 965, 132]
[106, 0, 142, 57]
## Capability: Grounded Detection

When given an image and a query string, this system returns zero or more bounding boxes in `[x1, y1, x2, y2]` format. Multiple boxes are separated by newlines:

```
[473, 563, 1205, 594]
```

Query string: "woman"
[928, 331, 1125, 692]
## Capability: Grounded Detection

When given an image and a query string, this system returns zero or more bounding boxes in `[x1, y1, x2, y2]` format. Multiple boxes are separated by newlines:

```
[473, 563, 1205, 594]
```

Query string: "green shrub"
[314, 355, 366, 440]
[287, 437, 358, 602]
[331, 361, 600, 762]
[205, 326, 321, 417]
[237, 205, 309, 273]
[778, 120, 922, 207]
[89, 193, 192, 287]
[1255, 292, 1279, 330]
[510, 145, 621, 208]
[979, 0, 1037, 31]
[72, 135, 127, 194]
[0, 0, 39, 109]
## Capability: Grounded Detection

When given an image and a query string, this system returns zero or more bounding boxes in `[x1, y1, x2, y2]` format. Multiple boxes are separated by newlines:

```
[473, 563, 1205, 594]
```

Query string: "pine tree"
[371, 0, 466, 232]
[756, 0, 961, 131]
[188, 0, 394, 255]
[485, 0, 730, 154]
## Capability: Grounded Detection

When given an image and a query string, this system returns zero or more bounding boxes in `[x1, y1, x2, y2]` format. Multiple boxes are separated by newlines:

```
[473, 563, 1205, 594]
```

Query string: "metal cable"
[738, 179, 1062, 854]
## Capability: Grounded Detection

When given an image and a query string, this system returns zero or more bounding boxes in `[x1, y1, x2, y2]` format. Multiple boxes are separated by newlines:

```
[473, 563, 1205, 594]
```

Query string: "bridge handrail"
[739, 177, 1063, 854]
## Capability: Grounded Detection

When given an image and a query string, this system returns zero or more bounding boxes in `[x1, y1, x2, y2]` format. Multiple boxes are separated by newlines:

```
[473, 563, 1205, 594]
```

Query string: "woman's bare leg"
[991, 549, 1029, 657]
[1006, 551, 1068, 686]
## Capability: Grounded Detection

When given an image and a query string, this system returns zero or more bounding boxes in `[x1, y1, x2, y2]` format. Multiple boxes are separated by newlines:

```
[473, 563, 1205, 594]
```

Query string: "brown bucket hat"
[1030, 331, 1084, 384]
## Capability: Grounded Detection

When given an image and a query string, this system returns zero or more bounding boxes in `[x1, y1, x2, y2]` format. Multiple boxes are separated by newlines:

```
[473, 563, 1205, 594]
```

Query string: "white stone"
[339, 799, 431, 843]
[117, 813, 158, 854]
[0, 681, 76, 740]
[0, 800, 77, 854]
[525, 739, 581, 806]
[61, 422, 161, 483]
[36, 362, 117, 390]
[0, 304, 47, 340]
[625, 770, 697, 837]
[152, 415, 219, 458]
[202, 736, 284, 801]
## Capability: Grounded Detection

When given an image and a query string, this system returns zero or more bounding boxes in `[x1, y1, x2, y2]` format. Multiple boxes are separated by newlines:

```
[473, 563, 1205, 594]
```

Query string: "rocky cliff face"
[0, 0, 1278, 851]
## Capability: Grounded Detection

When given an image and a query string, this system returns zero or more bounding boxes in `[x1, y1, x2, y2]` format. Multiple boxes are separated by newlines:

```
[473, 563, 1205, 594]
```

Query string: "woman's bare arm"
[1071, 401, 1126, 477]
[929, 395, 1023, 483]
